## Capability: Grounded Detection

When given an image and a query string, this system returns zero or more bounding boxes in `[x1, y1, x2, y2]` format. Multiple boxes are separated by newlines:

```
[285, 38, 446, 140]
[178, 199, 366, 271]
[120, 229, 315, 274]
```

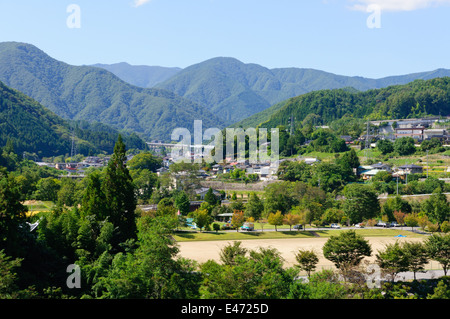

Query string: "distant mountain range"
[1, 41, 450, 144]
[91, 62, 181, 88]
[0, 42, 224, 142]
[96, 57, 450, 126]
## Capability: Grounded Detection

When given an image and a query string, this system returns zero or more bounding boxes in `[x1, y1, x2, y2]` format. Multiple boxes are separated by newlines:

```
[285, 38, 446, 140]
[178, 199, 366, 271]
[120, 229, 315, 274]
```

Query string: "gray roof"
[398, 164, 422, 169]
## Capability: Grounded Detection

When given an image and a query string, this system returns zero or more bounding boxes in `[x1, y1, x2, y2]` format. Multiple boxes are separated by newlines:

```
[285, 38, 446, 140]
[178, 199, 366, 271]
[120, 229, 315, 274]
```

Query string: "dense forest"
[156, 56, 450, 125]
[0, 81, 147, 157]
[254, 77, 450, 130]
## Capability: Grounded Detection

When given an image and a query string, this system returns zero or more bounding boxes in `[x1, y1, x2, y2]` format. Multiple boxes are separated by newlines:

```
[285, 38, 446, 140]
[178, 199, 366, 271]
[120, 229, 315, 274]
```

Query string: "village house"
[396, 164, 424, 175]
[394, 127, 425, 141]
[423, 128, 448, 142]
[194, 187, 222, 200]
[358, 162, 392, 180]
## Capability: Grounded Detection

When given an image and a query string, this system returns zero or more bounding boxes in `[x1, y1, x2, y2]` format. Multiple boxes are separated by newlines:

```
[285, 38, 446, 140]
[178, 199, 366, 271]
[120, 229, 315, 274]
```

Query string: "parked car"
[293, 224, 303, 230]
[390, 222, 401, 227]
[376, 221, 391, 228]
[330, 223, 340, 229]
[241, 222, 254, 231]
[355, 223, 364, 228]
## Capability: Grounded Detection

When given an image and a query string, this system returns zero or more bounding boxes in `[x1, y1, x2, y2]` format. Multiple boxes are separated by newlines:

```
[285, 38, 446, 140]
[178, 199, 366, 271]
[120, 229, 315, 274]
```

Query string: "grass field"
[23, 200, 55, 217]
[173, 228, 424, 242]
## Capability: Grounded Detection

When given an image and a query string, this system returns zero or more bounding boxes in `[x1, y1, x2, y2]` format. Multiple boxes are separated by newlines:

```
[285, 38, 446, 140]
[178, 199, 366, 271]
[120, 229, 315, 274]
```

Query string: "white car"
[355, 223, 364, 228]
[330, 223, 340, 229]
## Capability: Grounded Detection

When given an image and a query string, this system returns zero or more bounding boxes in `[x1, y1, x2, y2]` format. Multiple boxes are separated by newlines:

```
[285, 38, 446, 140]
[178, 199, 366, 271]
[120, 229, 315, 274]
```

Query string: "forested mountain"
[254, 77, 450, 130]
[91, 62, 182, 88]
[0, 81, 146, 157]
[0, 42, 224, 141]
[155, 57, 450, 125]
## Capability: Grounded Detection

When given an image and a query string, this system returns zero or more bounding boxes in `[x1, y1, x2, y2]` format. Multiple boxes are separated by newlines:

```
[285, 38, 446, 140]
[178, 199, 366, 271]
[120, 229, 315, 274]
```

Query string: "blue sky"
[0, 0, 449, 78]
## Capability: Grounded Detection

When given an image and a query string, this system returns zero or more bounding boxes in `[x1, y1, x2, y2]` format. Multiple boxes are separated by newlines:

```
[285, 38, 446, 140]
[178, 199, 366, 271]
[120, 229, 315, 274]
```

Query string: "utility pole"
[396, 175, 399, 195]
[364, 120, 370, 161]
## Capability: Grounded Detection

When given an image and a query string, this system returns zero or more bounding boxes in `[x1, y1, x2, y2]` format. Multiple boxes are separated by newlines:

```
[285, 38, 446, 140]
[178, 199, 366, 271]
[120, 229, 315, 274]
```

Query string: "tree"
[394, 137, 416, 156]
[425, 233, 450, 276]
[342, 184, 380, 224]
[372, 170, 393, 183]
[174, 191, 191, 216]
[57, 178, 77, 207]
[277, 161, 312, 182]
[34, 177, 60, 202]
[376, 242, 409, 282]
[295, 249, 319, 277]
[219, 241, 248, 266]
[322, 230, 372, 275]
[268, 211, 284, 231]
[204, 188, 219, 207]
[200, 246, 296, 299]
[377, 139, 394, 155]
[284, 214, 301, 231]
[130, 169, 158, 202]
[321, 208, 345, 225]
[102, 135, 137, 248]
[193, 209, 212, 232]
[264, 182, 295, 215]
[393, 210, 407, 226]
[312, 162, 354, 193]
[0, 249, 22, 298]
[126, 152, 162, 172]
[80, 171, 108, 221]
[421, 137, 442, 152]
[0, 168, 28, 255]
[245, 192, 264, 220]
[404, 213, 419, 230]
[338, 148, 360, 170]
[421, 187, 450, 226]
[382, 195, 411, 221]
[403, 241, 429, 280]
[93, 215, 200, 299]
[231, 210, 245, 232]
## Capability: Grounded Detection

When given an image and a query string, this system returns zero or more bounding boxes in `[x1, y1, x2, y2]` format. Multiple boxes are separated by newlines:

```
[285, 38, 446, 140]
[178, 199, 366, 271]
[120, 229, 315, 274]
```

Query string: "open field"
[173, 228, 423, 242]
[23, 200, 55, 217]
[176, 229, 442, 272]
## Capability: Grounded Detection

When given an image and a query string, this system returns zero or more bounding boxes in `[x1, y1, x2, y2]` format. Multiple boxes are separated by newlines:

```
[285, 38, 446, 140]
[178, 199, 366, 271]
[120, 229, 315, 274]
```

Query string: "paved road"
[393, 270, 446, 281]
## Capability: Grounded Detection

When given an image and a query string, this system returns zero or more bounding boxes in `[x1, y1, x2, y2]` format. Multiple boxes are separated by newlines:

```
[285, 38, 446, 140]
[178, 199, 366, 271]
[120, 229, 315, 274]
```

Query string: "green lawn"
[173, 227, 424, 242]
[24, 200, 55, 216]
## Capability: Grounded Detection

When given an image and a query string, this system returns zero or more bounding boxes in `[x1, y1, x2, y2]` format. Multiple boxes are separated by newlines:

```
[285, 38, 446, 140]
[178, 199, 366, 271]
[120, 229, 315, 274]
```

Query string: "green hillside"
[248, 77, 450, 130]
[0, 81, 146, 157]
[0, 42, 224, 141]
[156, 57, 450, 125]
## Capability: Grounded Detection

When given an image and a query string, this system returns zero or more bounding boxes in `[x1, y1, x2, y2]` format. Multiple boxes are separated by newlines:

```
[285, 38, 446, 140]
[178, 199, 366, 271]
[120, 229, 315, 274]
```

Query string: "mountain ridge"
[0, 80, 146, 157]
[0, 41, 225, 142]
[90, 62, 182, 88]
[153, 56, 450, 125]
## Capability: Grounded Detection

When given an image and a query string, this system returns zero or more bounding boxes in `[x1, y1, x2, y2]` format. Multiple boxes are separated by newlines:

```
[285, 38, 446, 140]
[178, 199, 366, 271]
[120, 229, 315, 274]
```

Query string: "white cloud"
[133, 0, 152, 8]
[348, 0, 450, 12]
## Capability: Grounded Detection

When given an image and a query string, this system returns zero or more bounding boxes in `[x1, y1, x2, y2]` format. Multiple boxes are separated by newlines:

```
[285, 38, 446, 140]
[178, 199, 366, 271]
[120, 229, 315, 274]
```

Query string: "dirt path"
[177, 237, 427, 269]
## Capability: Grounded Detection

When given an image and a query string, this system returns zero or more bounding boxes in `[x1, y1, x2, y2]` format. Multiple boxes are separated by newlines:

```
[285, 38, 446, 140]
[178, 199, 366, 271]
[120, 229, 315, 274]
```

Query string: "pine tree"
[102, 135, 137, 248]
[175, 191, 190, 216]
[80, 171, 107, 221]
